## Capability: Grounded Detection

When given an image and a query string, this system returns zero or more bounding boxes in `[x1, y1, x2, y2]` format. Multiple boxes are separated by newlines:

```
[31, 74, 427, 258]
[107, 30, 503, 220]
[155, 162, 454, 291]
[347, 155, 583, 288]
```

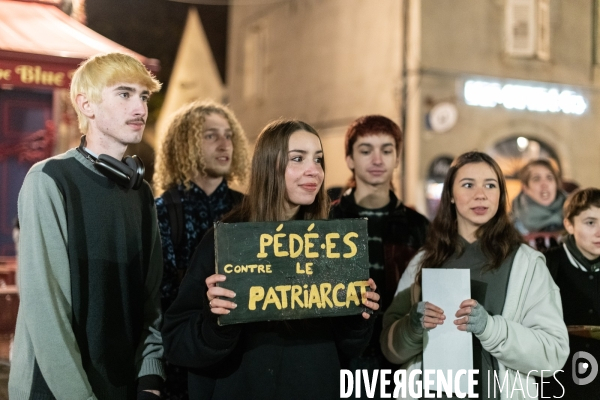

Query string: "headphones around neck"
[76, 135, 145, 190]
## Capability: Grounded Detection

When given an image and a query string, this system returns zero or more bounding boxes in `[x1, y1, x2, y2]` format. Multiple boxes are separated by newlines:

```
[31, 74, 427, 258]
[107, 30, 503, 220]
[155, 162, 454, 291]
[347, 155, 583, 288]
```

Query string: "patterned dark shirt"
[155, 180, 242, 311]
[155, 180, 242, 400]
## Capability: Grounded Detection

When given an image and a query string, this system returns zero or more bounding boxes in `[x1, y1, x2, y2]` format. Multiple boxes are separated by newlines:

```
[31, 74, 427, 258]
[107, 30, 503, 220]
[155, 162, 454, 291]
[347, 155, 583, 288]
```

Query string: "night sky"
[85, 0, 229, 117]
[82, 0, 229, 177]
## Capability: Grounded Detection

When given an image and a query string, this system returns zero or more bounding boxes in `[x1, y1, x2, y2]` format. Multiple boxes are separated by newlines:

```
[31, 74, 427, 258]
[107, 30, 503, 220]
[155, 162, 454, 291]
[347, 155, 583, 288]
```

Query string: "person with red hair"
[329, 115, 429, 399]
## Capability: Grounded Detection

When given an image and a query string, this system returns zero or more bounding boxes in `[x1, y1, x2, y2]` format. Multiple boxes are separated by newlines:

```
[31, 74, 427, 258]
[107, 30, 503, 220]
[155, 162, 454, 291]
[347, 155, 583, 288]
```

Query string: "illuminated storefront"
[0, 0, 159, 256]
[421, 73, 592, 218]
[463, 79, 587, 115]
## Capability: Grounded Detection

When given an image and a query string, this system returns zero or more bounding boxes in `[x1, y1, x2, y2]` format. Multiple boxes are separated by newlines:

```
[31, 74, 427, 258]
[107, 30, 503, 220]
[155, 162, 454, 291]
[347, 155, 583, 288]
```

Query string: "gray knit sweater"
[9, 149, 164, 400]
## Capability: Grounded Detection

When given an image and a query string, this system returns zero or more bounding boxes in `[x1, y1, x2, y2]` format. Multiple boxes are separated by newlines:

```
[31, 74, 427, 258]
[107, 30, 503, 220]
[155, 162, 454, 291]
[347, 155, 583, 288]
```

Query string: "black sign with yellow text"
[215, 219, 369, 325]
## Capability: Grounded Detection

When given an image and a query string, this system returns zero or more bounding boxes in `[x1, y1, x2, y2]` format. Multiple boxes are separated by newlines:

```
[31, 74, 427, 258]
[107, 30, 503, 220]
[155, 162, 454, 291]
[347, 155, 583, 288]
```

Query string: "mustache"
[127, 117, 146, 124]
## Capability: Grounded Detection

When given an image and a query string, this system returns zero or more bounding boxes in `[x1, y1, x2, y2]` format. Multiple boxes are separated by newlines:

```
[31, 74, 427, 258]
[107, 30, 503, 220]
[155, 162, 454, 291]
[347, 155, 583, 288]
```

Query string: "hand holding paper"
[422, 268, 473, 392]
[408, 301, 445, 334]
[454, 299, 489, 335]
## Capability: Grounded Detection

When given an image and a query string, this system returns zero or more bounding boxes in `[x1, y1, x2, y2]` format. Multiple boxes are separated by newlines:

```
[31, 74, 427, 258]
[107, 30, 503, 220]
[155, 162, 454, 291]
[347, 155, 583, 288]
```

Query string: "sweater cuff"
[200, 302, 242, 348]
[475, 314, 495, 342]
[137, 375, 163, 392]
[400, 315, 424, 345]
[343, 312, 375, 331]
[138, 358, 165, 380]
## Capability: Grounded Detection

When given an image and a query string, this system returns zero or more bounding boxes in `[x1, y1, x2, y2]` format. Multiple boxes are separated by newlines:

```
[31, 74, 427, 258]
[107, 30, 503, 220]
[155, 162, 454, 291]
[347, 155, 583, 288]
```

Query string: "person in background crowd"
[326, 185, 343, 201]
[8, 216, 20, 362]
[543, 188, 600, 399]
[153, 100, 248, 399]
[162, 119, 380, 400]
[329, 115, 428, 398]
[11, 216, 19, 255]
[562, 180, 580, 195]
[9, 53, 164, 400]
[382, 151, 568, 400]
[512, 159, 567, 251]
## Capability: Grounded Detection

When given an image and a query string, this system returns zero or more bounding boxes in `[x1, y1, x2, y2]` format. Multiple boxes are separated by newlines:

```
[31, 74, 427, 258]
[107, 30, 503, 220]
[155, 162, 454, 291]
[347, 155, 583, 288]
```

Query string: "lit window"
[505, 0, 550, 60]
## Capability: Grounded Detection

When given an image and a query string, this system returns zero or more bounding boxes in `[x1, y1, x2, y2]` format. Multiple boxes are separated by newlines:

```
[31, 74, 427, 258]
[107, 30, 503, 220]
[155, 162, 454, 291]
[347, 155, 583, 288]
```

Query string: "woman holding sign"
[162, 119, 380, 400]
[381, 152, 568, 399]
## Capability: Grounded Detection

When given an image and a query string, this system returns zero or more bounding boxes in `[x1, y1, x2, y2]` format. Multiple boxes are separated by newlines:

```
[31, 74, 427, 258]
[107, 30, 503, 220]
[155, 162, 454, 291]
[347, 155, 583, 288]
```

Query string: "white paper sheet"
[422, 268, 473, 394]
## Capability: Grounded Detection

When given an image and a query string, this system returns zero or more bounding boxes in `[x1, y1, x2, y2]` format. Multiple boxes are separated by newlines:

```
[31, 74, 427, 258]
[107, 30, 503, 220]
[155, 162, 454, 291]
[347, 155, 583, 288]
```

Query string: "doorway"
[0, 88, 53, 256]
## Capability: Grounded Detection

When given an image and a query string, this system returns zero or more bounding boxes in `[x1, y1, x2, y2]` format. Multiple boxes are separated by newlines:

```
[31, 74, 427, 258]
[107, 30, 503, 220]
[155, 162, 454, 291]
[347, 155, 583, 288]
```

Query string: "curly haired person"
[153, 100, 249, 399]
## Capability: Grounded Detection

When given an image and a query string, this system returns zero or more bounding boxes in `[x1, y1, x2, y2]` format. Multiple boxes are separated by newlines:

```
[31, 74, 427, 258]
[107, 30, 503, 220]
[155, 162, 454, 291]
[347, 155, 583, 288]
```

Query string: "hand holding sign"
[214, 219, 371, 325]
[361, 278, 380, 320]
[206, 274, 237, 315]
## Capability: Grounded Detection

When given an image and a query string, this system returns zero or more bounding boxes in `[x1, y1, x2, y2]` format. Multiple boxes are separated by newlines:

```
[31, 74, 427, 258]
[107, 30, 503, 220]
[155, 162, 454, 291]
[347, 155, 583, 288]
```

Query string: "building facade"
[227, 0, 600, 216]
[0, 0, 159, 255]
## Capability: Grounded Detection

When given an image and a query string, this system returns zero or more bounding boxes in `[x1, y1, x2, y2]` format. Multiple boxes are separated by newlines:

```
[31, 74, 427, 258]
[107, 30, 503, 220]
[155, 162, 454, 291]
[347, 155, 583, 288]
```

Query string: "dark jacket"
[544, 245, 600, 399]
[156, 181, 243, 400]
[329, 190, 429, 309]
[162, 229, 374, 400]
[156, 181, 243, 312]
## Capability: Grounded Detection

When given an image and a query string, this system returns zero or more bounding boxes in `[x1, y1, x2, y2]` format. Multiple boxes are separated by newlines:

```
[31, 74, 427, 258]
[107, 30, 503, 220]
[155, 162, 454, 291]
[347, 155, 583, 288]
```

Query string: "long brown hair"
[227, 119, 329, 222]
[417, 152, 522, 282]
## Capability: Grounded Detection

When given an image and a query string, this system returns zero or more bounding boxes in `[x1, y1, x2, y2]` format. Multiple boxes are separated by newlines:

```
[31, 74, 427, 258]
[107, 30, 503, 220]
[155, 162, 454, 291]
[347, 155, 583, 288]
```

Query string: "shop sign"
[0, 59, 76, 89]
[214, 219, 370, 325]
[464, 79, 587, 115]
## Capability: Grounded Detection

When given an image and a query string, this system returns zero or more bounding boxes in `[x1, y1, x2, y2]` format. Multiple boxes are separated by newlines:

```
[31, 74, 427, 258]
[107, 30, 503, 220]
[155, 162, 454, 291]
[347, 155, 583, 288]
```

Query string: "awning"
[0, 0, 160, 90]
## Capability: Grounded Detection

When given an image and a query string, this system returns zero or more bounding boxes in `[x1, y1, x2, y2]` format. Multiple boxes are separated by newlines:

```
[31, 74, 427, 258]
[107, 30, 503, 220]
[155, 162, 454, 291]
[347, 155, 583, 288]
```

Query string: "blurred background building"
[1, 0, 600, 396]
[2, 0, 599, 245]
[225, 0, 599, 218]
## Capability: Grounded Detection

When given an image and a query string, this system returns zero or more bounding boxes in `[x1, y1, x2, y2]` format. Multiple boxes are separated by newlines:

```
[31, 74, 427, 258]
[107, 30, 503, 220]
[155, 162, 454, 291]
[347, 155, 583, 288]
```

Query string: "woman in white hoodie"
[381, 151, 569, 400]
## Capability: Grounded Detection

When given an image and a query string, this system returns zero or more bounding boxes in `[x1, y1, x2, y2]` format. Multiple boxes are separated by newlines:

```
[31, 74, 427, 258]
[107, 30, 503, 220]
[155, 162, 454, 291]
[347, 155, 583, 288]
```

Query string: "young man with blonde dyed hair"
[9, 53, 165, 400]
[153, 100, 248, 399]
